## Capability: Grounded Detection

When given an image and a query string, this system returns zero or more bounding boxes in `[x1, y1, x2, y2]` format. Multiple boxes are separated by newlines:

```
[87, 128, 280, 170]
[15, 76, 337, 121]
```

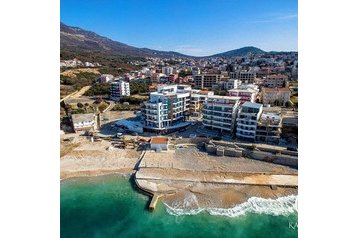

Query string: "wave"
[164, 195, 298, 217]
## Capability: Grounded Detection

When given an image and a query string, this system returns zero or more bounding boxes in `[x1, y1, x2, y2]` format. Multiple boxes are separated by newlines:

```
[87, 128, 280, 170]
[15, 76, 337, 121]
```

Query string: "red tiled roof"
[151, 137, 169, 144]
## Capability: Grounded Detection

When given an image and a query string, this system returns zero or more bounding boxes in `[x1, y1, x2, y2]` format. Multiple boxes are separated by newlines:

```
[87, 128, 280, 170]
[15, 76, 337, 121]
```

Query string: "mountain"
[210, 46, 266, 57]
[61, 22, 268, 60]
[60, 22, 190, 59]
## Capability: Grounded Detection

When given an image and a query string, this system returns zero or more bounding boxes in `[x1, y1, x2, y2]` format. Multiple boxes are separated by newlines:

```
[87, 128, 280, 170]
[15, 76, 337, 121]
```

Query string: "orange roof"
[151, 137, 169, 144]
[199, 90, 210, 95]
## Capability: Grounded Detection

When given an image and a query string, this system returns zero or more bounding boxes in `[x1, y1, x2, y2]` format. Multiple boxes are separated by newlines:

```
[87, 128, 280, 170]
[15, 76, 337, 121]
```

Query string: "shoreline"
[60, 172, 297, 216]
[60, 168, 135, 181]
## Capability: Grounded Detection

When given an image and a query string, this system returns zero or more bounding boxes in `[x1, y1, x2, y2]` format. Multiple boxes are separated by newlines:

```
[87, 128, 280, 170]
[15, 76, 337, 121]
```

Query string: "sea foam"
[164, 195, 298, 217]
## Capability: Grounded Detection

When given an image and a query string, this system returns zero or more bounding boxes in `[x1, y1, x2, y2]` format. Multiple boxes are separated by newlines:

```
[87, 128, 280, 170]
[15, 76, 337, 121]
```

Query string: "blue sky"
[61, 0, 297, 56]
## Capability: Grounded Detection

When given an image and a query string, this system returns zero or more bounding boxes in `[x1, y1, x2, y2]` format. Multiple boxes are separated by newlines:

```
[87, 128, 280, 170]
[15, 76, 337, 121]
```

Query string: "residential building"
[71, 113, 98, 133]
[231, 69, 256, 84]
[193, 74, 221, 89]
[110, 80, 130, 101]
[150, 137, 169, 151]
[202, 95, 240, 134]
[228, 88, 258, 103]
[162, 66, 173, 75]
[223, 78, 240, 90]
[143, 85, 190, 131]
[97, 74, 114, 83]
[256, 108, 282, 144]
[238, 69, 256, 84]
[263, 74, 288, 88]
[262, 87, 291, 106]
[189, 90, 214, 117]
[236, 102, 263, 141]
[192, 67, 201, 75]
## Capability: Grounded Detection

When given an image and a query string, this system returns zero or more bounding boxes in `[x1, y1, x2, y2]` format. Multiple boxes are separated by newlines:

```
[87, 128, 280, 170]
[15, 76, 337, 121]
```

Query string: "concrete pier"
[149, 193, 163, 211]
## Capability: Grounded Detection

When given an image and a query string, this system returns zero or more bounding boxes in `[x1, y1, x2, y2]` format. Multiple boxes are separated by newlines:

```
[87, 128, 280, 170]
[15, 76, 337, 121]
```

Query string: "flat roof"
[71, 113, 95, 123]
[263, 87, 291, 92]
[242, 101, 263, 109]
[151, 137, 169, 144]
[208, 95, 240, 100]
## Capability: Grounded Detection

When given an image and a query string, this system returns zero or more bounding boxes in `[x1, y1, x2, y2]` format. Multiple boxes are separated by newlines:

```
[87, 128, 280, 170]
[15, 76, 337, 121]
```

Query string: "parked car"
[189, 134, 197, 138]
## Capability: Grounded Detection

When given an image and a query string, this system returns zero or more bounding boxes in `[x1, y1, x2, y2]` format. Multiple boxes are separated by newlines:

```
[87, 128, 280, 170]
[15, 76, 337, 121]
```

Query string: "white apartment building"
[202, 95, 241, 134]
[263, 74, 288, 88]
[223, 79, 240, 90]
[143, 85, 190, 131]
[262, 87, 291, 106]
[162, 66, 174, 75]
[228, 88, 258, 104]
[236, 102, 263, 141]
[110, 80, 130, 101]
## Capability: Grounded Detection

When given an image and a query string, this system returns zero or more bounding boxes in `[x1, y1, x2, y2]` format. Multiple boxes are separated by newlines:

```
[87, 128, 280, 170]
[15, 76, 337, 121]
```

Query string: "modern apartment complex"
[262, 87, 291, 106]
[263, 74, 288, 88]
[143, 85, 190, 131]
[110, 80, 130, 101]
[193, 74, 221, 89]
[202, 95, 240, 134]
[236, 102, 263, 141]
[256, 108, 282, 143]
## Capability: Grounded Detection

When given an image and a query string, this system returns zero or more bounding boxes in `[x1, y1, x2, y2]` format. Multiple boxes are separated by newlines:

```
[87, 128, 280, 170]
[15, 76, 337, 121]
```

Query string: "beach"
[61, 133, 297, 210]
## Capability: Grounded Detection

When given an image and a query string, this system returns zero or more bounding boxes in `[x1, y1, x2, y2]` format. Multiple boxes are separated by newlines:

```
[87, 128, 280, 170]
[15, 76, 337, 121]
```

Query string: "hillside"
[60, 22, 190, 59]
[210, 46, 266, 57]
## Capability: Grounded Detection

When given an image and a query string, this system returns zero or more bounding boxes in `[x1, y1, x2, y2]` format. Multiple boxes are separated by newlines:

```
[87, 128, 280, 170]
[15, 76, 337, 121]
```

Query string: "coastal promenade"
[134, 167, 298, 210]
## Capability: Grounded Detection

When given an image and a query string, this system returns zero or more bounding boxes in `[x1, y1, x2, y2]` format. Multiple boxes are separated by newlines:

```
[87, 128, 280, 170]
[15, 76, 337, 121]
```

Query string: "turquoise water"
[61, 174, 298, 238]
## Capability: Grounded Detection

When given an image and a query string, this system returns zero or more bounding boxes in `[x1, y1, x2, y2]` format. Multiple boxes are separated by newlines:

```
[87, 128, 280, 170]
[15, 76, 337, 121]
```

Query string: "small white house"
[150, 137, 169, 151]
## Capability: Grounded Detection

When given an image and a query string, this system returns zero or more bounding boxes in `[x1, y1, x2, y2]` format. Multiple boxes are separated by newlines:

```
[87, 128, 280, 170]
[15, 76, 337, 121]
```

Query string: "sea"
[61, 174, 298, 238]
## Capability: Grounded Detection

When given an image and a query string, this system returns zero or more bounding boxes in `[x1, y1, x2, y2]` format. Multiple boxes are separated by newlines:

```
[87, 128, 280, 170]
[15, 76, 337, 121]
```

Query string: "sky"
[60, 0, 297, 56]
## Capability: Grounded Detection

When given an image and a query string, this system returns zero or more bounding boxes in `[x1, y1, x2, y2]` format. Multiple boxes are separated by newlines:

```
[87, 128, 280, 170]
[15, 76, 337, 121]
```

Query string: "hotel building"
[143, 85, 190, 131]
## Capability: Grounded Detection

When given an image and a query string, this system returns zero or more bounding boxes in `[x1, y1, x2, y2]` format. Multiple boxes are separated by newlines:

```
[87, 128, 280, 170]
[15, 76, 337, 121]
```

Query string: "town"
[60, 50, 298, 210]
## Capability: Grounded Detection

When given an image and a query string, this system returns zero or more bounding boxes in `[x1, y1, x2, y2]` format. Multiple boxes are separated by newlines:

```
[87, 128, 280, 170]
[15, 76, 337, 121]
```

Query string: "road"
[60, 85, 91, 103]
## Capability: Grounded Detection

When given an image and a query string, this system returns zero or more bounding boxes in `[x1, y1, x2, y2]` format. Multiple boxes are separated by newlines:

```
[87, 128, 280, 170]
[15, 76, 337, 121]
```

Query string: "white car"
[189, 134, 196, 138]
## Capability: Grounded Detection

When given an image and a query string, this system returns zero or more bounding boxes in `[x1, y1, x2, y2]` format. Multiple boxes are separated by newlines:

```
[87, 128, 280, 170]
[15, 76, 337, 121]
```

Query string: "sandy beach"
[61, 132, 297, 209]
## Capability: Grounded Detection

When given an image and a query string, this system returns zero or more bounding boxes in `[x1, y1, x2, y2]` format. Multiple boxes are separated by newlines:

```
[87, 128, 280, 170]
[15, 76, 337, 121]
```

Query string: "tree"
[77, 102, 84, 108]
[98, 102, 109, 113]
